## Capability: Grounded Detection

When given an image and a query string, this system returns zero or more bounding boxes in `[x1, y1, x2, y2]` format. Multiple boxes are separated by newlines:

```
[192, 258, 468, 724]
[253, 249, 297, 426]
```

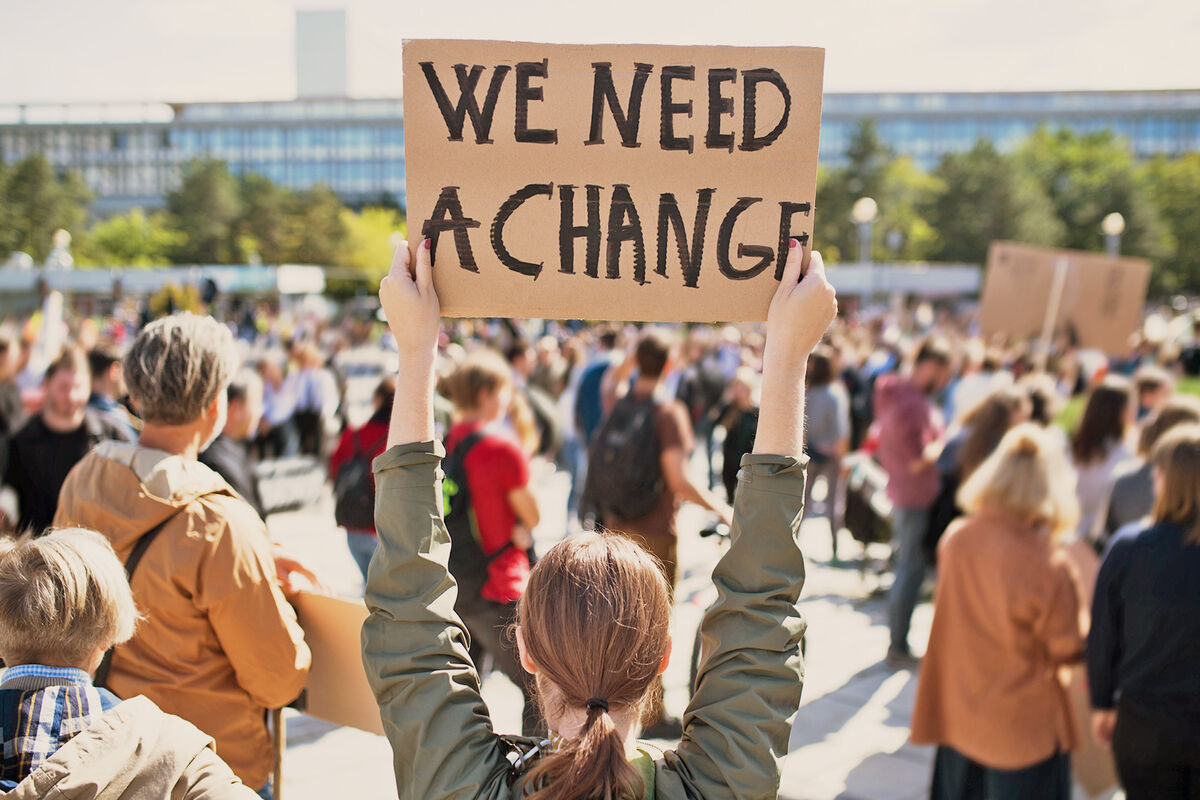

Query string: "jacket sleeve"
[1040, 553, 1085, 666]
[361, 441, 514, 800]
[197, 499, 312, 709]
[1087, 535, 1131, 709]
[177, 746, 262, 799]
[664, 453, 808, 800]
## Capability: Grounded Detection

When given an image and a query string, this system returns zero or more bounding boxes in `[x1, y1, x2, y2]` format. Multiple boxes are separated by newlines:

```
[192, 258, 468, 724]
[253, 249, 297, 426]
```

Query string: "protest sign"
[402, 39, 824, 321]
[980, 241, 1151, 355]
[293, 591, 383, 735]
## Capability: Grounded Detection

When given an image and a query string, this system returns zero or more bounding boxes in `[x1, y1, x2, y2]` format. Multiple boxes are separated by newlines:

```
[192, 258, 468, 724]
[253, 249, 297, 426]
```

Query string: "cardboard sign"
[293, 591, 384, 736]
[980, 241, 1151, 355]
[402, 40, 825, 321]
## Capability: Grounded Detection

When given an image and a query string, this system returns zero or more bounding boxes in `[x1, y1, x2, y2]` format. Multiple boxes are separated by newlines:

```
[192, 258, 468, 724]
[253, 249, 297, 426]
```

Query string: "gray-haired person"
[54, 313, 312, 798]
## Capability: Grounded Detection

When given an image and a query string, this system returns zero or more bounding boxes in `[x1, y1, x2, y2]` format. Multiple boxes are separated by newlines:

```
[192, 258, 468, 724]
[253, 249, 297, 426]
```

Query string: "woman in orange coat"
[912, 423, 1085, 800]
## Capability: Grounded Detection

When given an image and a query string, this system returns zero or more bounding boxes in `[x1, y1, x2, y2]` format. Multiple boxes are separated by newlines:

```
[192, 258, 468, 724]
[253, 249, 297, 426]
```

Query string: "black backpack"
[333, 431, 377, 530]
[443, 431, 512, 604]
[583, 395, 664, 522]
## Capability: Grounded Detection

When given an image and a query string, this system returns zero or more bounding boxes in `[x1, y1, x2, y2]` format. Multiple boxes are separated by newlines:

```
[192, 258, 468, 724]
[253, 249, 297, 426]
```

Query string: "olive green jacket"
[362, 441, 808, 800]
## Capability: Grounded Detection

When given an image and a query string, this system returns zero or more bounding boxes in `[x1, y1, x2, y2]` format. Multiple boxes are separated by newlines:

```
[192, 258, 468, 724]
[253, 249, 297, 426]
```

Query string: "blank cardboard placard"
[980, 241, 1151, 355]
[294, 591, 383, 736]
[403, 39, 825, 321]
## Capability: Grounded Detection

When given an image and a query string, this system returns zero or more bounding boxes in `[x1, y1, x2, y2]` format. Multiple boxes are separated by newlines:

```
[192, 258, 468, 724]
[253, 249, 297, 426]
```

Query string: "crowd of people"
[0, 246, 1198, 799]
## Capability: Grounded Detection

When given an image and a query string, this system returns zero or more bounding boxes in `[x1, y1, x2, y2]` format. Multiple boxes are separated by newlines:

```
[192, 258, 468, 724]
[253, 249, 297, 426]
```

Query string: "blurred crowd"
[2, 289, 1200, 798]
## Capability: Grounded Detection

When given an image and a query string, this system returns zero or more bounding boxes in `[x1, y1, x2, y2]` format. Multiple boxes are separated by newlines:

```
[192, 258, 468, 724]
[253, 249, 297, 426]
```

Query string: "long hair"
[518, 533, 671, 800]
[1070, 376, 1133, 465]
[958, 423, 1080, 541]
[958, 387, 1029, 480]
[1151, 423, 1200, 546]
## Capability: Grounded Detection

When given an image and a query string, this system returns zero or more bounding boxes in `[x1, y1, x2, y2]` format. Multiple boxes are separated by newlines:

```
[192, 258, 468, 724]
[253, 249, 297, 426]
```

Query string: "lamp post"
[851, 197, 878, 265]
[1101, 212, 1125, 257]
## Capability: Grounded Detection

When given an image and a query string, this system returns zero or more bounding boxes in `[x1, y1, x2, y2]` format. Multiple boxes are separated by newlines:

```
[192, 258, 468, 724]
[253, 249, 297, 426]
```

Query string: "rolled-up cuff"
[372, 440, 445, 481]
[737, 453, 809, 496]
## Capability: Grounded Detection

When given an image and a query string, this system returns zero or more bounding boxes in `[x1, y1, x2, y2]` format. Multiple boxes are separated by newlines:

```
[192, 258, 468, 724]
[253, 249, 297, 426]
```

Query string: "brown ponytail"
[519, 533, 671, 800]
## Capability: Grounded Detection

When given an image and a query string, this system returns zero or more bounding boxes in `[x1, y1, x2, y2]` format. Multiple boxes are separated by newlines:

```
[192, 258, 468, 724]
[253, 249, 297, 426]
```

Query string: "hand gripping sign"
[403, 40, 825, 322]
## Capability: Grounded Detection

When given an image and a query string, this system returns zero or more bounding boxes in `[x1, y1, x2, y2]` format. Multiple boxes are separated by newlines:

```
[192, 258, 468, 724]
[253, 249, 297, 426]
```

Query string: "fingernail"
[790, 237, 800, 249]
[423, 238, 432, 250]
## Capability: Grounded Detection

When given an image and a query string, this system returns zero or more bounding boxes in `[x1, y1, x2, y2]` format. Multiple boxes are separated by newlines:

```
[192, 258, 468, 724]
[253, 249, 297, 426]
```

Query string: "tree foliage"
[1140, 153, 1200, 293]
[166, 160, 242, 263]
[338, 206, 406, 284]
[74, 208, 183, 267]
[4, 126, 1200, 295]
[0, 155, 91, 262]
[925, 140, 1064, 263]
[1018, 128, 1168, 265]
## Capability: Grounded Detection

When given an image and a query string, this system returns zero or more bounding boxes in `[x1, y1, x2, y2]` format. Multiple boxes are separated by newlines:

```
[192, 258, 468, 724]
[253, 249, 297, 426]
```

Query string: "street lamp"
[1101, 212, 1126, 257]
[851, 197, 878, 265]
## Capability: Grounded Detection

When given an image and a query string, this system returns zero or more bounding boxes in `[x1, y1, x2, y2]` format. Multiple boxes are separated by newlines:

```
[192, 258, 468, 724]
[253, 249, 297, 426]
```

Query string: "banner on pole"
[980, 241, 1151, 355]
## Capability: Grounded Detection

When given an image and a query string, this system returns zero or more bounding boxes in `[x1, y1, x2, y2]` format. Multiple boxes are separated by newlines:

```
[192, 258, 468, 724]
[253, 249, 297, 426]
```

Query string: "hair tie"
[585, 697, 609, 713]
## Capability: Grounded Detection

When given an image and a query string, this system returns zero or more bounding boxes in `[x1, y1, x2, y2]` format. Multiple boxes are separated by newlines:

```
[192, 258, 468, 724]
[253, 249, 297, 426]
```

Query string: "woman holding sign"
[362, 237, 835, 800]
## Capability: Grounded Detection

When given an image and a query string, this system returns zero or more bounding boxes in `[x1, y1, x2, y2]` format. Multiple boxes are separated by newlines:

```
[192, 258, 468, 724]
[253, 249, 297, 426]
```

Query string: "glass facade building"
[2, 89, 1198, 215]
[0, 98, 406, 214]
[821, 89, 1200, 168]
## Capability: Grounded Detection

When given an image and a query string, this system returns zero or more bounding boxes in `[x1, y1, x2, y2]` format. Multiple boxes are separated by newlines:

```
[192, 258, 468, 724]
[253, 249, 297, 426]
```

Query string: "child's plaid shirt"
[0, 664, 121, 788]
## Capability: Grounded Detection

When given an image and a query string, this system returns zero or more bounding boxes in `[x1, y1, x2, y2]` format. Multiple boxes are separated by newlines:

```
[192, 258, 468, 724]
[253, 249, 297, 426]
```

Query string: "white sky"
[1, 0, 1198, 104]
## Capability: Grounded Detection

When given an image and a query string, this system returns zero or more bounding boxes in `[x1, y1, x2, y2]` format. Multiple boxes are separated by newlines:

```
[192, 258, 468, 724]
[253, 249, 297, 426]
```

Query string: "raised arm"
[666, 242, 837, 798]
[362, 240, 514, 800]
[755, 244, 837, 456]
[383, 238, 440, 448]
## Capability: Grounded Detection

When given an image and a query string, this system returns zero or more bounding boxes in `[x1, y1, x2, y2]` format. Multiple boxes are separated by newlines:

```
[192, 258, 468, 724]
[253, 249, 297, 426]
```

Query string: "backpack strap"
[447, 430, 518, 561]
[447, 429, 487, 463]
[93, 507, 186, 690]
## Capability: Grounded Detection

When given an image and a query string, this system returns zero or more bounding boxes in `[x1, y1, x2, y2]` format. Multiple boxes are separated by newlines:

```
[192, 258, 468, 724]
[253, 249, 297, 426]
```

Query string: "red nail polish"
[423, 238, 432, 250]
[789, 238, 799, 249]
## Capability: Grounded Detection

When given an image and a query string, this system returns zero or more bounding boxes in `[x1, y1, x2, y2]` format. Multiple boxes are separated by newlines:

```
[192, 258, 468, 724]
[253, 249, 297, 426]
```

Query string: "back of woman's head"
[518, 533, 671, 800]
[1152, 423, 1200, 545]
[958, 422, 1079, 541]
[959, 387, 1030, 479]
[1137, 396, 1200, 458]
[444, 349, 512, 411]
[1071, 375, 1133, 465]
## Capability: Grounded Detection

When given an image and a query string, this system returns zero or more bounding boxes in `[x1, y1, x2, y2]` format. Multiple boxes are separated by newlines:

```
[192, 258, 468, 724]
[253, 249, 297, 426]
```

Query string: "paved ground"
[267, 454, 948, 800]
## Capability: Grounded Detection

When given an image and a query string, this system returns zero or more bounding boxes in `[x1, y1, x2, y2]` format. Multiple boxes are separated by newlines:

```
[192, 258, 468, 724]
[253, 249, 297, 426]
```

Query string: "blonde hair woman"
[1088, 424, 1200, 800]
[912, 423, 1084, 800]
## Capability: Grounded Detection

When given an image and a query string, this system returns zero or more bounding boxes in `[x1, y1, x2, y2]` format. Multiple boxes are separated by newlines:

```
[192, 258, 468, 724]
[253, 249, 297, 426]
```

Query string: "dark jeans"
[1114, 700, 1200, 800]
[458, 598, 541, 737]
[930, 746, 1070, 800]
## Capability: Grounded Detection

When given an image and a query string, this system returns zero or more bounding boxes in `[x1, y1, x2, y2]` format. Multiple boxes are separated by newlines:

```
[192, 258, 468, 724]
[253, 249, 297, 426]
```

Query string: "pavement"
[266, 453, 946, 800]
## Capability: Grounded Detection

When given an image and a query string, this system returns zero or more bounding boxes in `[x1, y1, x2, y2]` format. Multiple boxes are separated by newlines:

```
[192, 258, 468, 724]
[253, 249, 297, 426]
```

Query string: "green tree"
[286, 185, 347, 265]
[236, 173, 294, 264]
[1140, 153, 1200, 293]
[74, 208, 183, 266]
[337, 206, 407, 285]
[877, 157, 942, 262]
[1018, 128, 1169, 265]
[815, 120, 892, 262]
[166, 160, 242, 263]
[0, 155, 91, 262]
[925, 140, 1063, 264]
